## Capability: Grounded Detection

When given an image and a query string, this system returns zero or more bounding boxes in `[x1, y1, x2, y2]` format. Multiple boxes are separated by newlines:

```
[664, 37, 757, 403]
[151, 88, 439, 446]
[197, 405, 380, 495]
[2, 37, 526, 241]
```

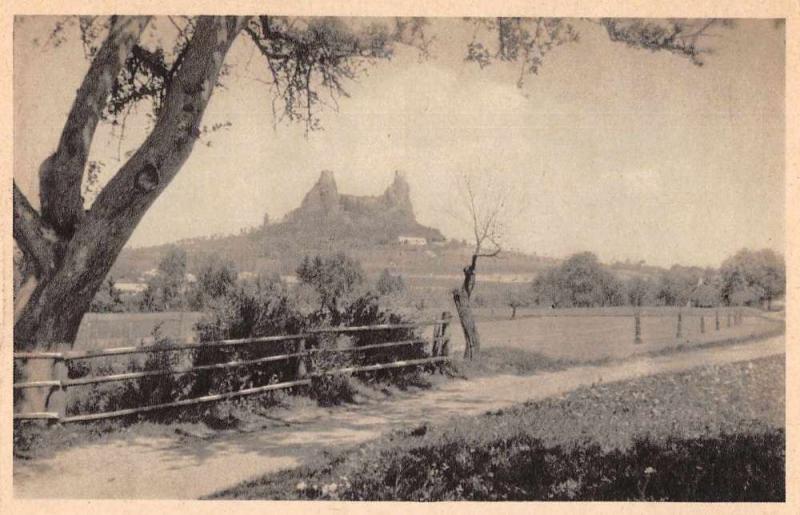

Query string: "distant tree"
[139, 246, 187, 311]
[530, 252, 626, 308]
[89, 276, 125, 313]
[296, 253, 365, 322]
[562, 252, 626, 307]
[376, 269, 406, 296]
[504, 287, 530, 319]
[158, 246, 188, 309]
[189, 254, 238, 309]
[655, 266, 703, 306]
[625, 276, 655, 307]
[720, 249, 785, 308]
[531, 268, 568, 308]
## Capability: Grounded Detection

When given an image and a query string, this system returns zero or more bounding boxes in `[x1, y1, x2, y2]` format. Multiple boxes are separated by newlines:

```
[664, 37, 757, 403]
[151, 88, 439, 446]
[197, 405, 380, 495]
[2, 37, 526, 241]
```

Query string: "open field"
[73, 308, 782, 361]
[211, 353, 785, 501]
[450, 311, 782, 362]
[74, 312, 203, 349]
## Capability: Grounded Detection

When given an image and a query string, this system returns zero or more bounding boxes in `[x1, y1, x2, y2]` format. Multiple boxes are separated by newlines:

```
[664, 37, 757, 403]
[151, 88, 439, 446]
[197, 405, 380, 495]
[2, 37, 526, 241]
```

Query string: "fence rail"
[15, 319, 448, 362]
[14, 316, 453, 423]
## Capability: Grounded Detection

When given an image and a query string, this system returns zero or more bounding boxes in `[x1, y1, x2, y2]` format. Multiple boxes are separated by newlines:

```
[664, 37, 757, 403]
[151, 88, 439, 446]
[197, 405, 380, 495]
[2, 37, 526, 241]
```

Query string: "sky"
[14, 17, 785, 268]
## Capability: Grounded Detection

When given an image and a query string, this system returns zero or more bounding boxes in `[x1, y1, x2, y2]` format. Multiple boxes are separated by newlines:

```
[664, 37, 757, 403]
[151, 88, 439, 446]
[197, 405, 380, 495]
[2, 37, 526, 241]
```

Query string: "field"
[211, 354, 785, 501]
[73, 308, 783, 366]
[74, 311, 203, 349]
[450, 309, 782, 362]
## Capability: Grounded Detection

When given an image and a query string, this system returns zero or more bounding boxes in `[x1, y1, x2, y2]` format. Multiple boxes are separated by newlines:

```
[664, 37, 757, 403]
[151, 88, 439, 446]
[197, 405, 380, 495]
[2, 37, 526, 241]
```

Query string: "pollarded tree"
[450, 171, 512, 359]
[13, 16, 729, 350]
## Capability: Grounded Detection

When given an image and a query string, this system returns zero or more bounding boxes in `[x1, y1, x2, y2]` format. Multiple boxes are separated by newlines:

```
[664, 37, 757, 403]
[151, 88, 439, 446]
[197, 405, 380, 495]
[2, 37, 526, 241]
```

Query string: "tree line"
[90, 247, 408, 316]
[505, 248, 785, 316]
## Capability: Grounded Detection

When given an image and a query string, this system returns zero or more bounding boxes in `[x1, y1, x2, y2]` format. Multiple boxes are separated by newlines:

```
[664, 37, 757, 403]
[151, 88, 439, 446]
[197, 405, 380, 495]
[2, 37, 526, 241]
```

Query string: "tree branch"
[39, 15, 150, 236]
[84, 16, 249, 256]
[601, 18, 725, 65]
[13, 181, 59, 276]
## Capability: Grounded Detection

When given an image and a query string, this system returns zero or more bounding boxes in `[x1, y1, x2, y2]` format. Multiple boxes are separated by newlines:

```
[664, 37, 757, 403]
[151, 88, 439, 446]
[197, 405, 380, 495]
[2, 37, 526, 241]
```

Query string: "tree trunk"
[454, 254, 481, 360]
[453, 288, 480, 360]
[14, 17, 248, 351]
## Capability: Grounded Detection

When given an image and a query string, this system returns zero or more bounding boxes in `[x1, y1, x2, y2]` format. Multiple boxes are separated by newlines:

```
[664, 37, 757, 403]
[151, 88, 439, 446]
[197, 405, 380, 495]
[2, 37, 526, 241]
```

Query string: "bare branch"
[39, 15, 150, 235]
[13, 182, 59, 276]
[601, 18, 728, 66]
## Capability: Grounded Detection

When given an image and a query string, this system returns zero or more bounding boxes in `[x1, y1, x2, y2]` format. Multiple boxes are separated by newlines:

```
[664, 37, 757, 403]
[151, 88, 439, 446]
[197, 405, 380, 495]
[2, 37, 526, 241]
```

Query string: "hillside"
[110, 171, 557, 286]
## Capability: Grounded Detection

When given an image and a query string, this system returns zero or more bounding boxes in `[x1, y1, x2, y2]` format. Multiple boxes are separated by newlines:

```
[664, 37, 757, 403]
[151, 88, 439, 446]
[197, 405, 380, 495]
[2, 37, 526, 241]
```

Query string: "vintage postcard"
[1, 0, 797, 513]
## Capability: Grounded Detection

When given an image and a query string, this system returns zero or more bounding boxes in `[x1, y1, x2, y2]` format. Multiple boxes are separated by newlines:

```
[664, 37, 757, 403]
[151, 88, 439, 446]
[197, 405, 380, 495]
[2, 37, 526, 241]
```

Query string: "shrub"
[258, 431, 784, 502]
[66, 324, 186, 419]
[376, 269, 406, 296]
[191, 280, 307, 398]
[58, 255, 438, 424]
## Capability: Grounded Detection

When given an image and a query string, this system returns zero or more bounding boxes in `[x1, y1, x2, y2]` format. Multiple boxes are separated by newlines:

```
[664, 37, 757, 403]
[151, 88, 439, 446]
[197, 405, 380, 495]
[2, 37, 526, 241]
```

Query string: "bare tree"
[451, 173, 511, 359]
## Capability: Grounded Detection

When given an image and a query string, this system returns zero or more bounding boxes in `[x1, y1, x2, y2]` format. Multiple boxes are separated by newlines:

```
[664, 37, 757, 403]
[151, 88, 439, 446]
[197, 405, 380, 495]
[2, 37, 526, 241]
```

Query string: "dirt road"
[14, 334, 784, 499]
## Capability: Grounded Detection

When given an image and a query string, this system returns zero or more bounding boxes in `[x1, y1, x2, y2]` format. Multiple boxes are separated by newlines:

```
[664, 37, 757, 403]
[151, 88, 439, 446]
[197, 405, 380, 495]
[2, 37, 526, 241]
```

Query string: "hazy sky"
[14, 17, 785, 268]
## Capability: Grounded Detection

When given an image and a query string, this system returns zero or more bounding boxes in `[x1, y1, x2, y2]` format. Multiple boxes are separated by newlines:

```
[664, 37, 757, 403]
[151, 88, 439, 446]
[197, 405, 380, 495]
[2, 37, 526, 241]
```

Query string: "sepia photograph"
[5, 2, 794, 508]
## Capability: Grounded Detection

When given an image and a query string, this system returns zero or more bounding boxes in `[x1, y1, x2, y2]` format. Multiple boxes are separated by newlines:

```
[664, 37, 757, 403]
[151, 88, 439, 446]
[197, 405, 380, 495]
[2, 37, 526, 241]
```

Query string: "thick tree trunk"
[14, 17, 248, 351]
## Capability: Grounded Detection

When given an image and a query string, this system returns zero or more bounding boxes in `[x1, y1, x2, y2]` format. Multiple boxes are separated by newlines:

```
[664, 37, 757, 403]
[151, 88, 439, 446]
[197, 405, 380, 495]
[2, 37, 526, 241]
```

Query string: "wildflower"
[644, 467, 656, 475]
[296, 481, 307, 491]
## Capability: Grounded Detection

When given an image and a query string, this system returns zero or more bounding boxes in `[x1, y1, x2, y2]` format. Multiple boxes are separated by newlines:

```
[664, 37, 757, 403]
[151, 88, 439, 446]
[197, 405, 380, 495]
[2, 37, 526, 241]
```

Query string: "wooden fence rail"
[13, 317, 452, 423]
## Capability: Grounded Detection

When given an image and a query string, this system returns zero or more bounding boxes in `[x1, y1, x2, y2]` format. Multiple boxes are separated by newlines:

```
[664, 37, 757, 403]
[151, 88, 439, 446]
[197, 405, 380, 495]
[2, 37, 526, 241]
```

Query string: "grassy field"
[71, 308, 784, 378]
[210, 354, 785, 501]
[448, 311, 783, 362]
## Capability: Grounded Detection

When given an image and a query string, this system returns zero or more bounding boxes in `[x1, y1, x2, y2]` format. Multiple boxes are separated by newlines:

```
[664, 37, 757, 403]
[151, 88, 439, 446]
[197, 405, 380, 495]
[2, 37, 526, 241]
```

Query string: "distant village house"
[398, 235, 427, 246]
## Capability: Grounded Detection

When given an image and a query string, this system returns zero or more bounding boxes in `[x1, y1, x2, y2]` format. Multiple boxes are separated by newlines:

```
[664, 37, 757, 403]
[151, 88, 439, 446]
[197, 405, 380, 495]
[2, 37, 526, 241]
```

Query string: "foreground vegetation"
[210, 355, 785, 501]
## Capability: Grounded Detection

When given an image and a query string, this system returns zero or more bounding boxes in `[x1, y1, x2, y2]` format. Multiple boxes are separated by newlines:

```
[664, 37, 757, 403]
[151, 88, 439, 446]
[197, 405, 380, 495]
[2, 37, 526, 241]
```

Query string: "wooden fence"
[13, 314, 453, 423]
[632, 307, 751, 344]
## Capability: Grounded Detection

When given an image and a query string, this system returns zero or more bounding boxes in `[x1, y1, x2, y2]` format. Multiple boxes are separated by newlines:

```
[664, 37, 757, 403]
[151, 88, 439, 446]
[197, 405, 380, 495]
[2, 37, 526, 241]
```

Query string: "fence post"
[676, 311, 683, 338]
[15, 345, 68, 422]
[727, 312, 732, 328]
[634, 311, 642, 344]
[715, 310, 720, 331]
[700, 314, 705, 334]
[434, 312, 452, 357]
[48, 356, 68, 420]
[432, 318, 443, 356]
[295, 338, 308, 379]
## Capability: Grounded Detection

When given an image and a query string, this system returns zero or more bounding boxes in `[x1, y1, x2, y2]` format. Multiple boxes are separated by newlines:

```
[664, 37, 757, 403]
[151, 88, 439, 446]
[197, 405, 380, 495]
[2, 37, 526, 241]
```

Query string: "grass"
[450, 322, 783, 379]
[451, 347, 579, 377]
[209, 354, 785, 501]
[449, 313, 783, 363]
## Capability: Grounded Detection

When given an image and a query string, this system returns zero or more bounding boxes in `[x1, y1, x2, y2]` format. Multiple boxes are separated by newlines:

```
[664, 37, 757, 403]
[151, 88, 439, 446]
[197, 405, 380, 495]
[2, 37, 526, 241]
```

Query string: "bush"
[67, 324, 187, 419]
[59, 255, 438, 424]
[251, 431, 784, 502]
[376, 269, 406, 296]
[191, 279, 307, 399]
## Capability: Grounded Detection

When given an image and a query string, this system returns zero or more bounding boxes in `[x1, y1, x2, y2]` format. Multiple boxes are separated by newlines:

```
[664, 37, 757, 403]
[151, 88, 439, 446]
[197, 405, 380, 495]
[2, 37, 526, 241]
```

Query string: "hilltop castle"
[275, 170, 444, 244]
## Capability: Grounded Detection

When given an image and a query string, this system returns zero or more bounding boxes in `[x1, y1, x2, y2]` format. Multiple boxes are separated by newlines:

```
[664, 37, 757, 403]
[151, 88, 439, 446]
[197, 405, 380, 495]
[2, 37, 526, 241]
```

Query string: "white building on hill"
[398, 235, 427, 246]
